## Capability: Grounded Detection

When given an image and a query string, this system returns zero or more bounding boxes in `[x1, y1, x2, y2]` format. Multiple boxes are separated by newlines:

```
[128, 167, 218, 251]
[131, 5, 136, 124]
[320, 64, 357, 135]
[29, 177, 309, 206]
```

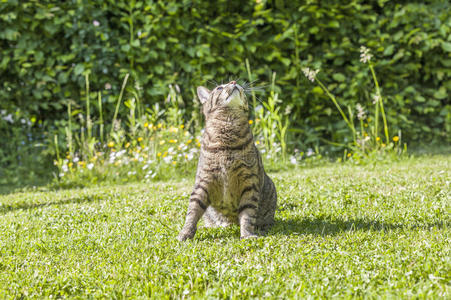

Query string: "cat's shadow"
[268, 216, 445, 236]
[196, 216, 445, 240]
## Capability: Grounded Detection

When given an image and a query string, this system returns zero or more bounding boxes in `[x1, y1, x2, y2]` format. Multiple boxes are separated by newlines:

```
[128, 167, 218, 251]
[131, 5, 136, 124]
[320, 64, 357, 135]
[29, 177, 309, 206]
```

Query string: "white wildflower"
[290, 156, 297, 165]
[109, 151, 116, 160]
[360, 46, 372, 63]
[3, 114, 14, 123]
[61, 165, 68, 172]
[93, 20, 100, 27]
[254, 105, 263, 114]
[372, 94, 381, 104]
[145, 170, 154, 179]
[87, 163, 94, 170]
[306, 148, 315, 157]
[186, 153, 194, 161]
[105, 83, 112, 90]
[113, 119, 121, 131]
[117, 150, 126, 157]
[302, 67, 320, 82]
[73, 156, 79, 163]
[285, 105, 293, 115]
[357, 136, 371, 146]
[356, 103, 366, 120]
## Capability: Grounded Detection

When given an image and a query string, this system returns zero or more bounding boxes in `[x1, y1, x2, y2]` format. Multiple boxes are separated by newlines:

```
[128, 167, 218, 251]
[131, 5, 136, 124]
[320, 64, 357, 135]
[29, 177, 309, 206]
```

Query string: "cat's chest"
[209, 157, 254, 210]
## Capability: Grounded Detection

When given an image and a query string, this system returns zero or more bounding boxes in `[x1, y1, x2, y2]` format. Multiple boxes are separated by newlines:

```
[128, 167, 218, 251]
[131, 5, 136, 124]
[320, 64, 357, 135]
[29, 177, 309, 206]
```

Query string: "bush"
[0, 109, 52, 189]
[0, 0, 450, 153]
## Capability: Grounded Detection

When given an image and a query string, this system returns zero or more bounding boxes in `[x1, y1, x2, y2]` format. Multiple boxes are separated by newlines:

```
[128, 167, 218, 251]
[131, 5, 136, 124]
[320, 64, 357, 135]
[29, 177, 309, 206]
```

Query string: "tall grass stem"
[110, 73, 130, 138]
[245, 59, 257, 111]
[67, 102, 73, 157]
[85, 74, 92, 141]
[369, 64, 389, 143]
[315, 78, 356, 143]
[98, 91, 104, 143]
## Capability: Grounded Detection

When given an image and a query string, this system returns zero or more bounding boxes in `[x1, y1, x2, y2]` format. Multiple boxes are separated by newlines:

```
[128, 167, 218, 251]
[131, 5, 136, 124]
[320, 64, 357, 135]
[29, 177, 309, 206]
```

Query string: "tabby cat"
[177, 81, 277, 241]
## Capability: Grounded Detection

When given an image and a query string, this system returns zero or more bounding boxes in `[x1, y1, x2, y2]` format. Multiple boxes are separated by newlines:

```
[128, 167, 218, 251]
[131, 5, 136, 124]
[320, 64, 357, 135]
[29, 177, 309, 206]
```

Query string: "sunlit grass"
[0, 155, 449, 298]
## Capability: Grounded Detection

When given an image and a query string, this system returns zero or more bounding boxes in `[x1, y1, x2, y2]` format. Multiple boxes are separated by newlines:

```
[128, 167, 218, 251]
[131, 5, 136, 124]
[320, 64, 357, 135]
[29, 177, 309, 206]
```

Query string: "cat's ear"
[197, 86, 210, 105]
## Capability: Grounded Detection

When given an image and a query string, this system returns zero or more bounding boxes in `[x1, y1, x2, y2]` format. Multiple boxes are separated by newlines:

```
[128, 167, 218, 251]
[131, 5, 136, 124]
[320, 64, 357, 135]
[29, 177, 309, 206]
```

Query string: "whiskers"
[207, 80, 220, 88]
[239, 79, 267, 94]
[206, 78, 267, 106]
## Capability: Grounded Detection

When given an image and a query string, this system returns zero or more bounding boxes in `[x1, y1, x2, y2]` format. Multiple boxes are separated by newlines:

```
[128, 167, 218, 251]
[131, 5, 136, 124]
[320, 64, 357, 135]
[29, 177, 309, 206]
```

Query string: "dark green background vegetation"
[0, 0, 450, 185]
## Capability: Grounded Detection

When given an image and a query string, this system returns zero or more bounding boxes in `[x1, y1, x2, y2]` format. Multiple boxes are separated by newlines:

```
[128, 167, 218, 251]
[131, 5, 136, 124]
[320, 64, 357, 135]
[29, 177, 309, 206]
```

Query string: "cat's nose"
[229, 81, 236, 85]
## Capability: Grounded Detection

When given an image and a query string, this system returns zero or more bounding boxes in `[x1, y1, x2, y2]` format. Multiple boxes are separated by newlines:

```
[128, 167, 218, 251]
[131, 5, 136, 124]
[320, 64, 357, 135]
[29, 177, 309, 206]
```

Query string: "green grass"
[0, 155, 449, 298]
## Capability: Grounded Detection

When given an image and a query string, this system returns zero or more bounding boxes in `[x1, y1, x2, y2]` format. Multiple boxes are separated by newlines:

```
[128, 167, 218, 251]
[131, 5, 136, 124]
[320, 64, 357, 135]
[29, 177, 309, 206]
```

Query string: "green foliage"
[52, 76, 201, 187]
[1, 156, 449, 297]
[1, 0, 449, 151]
[0, 109, 52, 189]
[303, 47, 407, 161]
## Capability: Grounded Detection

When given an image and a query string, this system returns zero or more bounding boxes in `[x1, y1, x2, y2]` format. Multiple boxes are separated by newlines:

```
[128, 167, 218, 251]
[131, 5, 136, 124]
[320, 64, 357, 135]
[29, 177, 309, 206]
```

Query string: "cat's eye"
[217, 86, 223, 91]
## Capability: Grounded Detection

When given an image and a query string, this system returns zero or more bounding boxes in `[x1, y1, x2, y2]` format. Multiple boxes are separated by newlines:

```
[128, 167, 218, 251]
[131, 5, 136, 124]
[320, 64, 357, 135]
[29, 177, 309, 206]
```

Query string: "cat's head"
[197, 81, 248, 118]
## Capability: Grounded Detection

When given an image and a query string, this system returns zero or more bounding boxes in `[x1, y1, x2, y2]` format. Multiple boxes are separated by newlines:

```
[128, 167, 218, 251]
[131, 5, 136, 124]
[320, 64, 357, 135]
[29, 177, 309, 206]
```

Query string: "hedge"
[1, 0, 450, 147]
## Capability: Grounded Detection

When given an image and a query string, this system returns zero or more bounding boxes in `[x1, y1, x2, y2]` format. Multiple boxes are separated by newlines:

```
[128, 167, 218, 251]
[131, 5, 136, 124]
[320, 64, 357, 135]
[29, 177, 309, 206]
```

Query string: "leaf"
[384, 45, 395, 56]
[433, 87, 447, 100]
[332, 73, 346, 82]
[441, 42, 451, 52]
[312, 86, 324, 95]
[73, 64, 84, 75]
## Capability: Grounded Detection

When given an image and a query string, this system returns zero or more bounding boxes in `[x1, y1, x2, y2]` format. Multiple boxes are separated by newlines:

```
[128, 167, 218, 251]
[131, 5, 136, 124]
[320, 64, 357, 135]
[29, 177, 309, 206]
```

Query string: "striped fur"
[178, 81, 277, 241]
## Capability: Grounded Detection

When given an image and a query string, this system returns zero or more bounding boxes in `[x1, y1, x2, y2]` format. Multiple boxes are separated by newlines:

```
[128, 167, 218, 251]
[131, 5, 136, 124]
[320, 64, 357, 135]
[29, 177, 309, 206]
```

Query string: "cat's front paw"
[177, 228, 196, 241]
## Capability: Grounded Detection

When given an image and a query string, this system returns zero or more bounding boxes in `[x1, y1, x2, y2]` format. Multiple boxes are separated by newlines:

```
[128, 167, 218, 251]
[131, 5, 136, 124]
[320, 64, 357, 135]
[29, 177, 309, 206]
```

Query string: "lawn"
[0, 155, 449, 298]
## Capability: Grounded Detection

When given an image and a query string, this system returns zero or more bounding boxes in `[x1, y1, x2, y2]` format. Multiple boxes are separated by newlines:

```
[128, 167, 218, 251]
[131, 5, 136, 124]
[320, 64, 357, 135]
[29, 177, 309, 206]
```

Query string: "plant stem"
[67, 102, 73, 157]
[315, 78, 356, 141]
[245, 58, 257, 112]
[360, 118, 364, 153]
[347, 105, 357, 145]
[54, 134, 60, 162]
[85, 73, 92, 141]
[293, 25, 300, 90]
[369, 64, 389, 143]
[98, 91, 104, 143]
[110, 73, 130, 138]
[129, 5, 134, 69]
